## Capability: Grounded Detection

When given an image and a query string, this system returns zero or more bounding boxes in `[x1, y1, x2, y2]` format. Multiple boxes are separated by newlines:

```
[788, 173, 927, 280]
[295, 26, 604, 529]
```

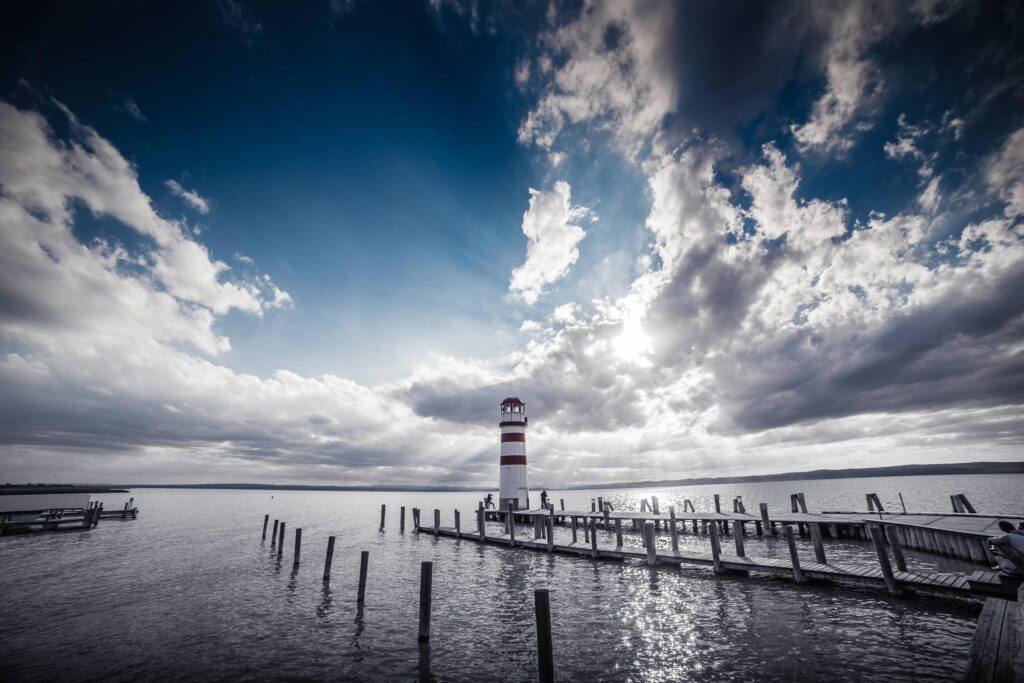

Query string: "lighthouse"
[498, 397, 529, 510]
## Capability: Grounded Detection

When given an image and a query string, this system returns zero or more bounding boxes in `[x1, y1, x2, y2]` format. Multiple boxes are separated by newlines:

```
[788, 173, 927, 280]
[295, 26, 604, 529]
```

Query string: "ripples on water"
[3, 474, 1018, 681]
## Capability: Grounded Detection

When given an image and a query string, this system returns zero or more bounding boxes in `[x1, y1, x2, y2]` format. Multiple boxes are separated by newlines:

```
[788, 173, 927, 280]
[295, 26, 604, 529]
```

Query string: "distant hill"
[564, 461, 1024, 491]
[7, 460, 1022, 494]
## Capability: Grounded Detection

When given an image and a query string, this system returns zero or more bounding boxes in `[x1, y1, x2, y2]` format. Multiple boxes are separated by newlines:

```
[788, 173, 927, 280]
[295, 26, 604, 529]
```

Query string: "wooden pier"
[420, 504, 1022, 602]
[0, 500, 139, 535]
[966, 583, 1024, 681]
[482, 496, 1021, 566]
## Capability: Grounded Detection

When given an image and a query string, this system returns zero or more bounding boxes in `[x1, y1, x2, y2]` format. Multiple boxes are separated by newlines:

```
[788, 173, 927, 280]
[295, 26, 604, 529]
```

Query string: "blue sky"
[1, 1, 1022, 486]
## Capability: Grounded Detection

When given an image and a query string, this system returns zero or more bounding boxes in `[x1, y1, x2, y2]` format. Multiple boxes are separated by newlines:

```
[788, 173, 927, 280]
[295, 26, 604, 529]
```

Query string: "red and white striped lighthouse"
[498, 397, 529, 510]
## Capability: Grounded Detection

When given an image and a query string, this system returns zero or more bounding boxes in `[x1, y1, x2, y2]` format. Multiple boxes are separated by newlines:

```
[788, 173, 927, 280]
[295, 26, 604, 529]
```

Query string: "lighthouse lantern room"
[498, 397, 529, 510]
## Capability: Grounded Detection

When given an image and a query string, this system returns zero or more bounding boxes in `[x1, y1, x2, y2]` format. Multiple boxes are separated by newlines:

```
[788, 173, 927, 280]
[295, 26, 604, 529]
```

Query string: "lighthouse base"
[499, 497, 529, 511]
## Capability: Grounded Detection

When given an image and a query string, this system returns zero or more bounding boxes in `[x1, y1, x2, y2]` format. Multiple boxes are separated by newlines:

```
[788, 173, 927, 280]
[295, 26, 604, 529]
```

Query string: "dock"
[965, 584, 1024, 681]
[415, 500, 1023, 602]
[0, 499, 139, 535]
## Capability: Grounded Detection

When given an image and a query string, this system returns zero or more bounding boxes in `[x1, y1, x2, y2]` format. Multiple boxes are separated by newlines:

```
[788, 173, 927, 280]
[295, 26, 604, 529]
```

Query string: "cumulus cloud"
[509, 181, 590, 304]
[165, 179, 210, 214]
[517, 0, 678, 156]
[986, 126, 1024, 217]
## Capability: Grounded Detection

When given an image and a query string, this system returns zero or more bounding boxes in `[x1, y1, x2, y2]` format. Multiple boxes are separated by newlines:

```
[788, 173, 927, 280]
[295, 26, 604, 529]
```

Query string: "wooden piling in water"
[547, 517, 554, 552]
[868, 524, 901, 597]
[783, 525, 804, 583]
[323, 536, 335, 582]
[293, 528, 302, 567]
[759, 503, 772, 536]
[571, 516, 578, 543]
[644, 522, 657, 566]
[477, 503, 486, 539]
[535, 589, 554, 683]
[379, 504, 386, 531]
[455, 510, 461, 539]
[615, 518, 623, 548]
[262, 514, 269, 540]
[669, 507, 679, 552]
[271, 519, 279, 547]
[433, 509, 440, 538]
[560, 498, 565, 511]
[590, 517, 598, 558]
[418, 561, 432, 642]
[400, 506, 406, 532]
[509, 512, 516, 545]
[358, 550, 369, 603]
[733, 521, 745, 557]
[709, 520, 722, 574]
[884, 525, 907, 572]
[809, 523, 826, 565]
[278, 522, 285, 557]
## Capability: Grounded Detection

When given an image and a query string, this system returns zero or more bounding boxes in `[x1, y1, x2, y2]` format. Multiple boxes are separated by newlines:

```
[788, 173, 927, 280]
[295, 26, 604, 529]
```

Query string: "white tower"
[498, 397, 529, 510]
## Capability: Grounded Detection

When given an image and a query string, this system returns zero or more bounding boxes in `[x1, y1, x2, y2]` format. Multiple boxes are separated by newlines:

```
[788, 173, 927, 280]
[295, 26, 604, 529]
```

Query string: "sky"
[0, 0, 1022, 487]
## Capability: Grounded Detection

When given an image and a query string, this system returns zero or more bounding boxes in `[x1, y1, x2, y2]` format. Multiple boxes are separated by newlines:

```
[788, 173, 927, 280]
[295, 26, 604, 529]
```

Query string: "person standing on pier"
[485, 493, 494, 509]
[540, 490, 548, 509]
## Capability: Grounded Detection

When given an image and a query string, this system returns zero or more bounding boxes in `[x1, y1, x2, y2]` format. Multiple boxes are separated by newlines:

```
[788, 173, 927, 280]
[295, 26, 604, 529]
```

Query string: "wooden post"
[809, 523, 826, 564]
[868, 524, 901, 597]
[293, 528, 302, 567]
[433, 509, 440, 539]
[692, 519, 698, 534]
[590, 517, 598, 558]
[277, 522, 286, 557]
[884, 525, 907, 572]
[669, 506, 679, 552]
[535, 589, 554, 683]
[455, 510, 461, 539]
[713, 494, 721, 514]
[709, 520, 722, 574]
[547, 517, 554, 552]
[652, 496, 660, 515]
[262, 514, 269, 540]
[560, 498, 565, 511]
[478, 503, 486, 539]
[571, 516, 578, 543]
[323, 536, 335, 582]
[271, 519, 279, 547]
[412, 508, 420, 531]
[615, 518, 623, 548]
[418, 561, 432, 642]
[644, 522, 657, 565]
[356, 550, 370, 603]
[782, 525, 804, 583]
[583, 515, 590, 543]
[597, 496, 604, 514]
[379, 504, 386, 530]
[400, 506, 406, 532]
[733, 521, 745, 557]
[509, 511, 516, 545]
[950, 494, 962, 513]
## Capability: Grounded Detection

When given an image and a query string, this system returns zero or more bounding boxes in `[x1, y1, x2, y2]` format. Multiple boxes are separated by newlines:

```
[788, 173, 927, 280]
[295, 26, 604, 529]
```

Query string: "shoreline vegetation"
[5, 461, 1022, 494]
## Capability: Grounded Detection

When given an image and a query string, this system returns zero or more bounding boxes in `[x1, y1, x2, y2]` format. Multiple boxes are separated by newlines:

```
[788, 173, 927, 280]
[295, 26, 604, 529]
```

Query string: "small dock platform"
[0, 499, 139, 535]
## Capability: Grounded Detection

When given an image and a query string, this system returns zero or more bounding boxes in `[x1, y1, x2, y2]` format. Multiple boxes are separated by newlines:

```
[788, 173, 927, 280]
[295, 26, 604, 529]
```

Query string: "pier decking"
[966, 585, 1024, 681]
[0, 500, 139, 535]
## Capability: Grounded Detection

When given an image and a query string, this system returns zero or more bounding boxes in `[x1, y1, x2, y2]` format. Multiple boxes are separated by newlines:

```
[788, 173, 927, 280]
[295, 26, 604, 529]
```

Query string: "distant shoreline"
[6, 460, 1022, 494]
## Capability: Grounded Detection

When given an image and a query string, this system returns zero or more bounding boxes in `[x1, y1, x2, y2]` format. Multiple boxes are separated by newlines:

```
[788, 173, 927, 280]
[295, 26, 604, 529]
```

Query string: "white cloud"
[517, 0, 677, 156]
[986, 126, 1024, 218]
[165, 179, 210, 214]
[791, 3, 892, 154]
[509, 181, 590, 304]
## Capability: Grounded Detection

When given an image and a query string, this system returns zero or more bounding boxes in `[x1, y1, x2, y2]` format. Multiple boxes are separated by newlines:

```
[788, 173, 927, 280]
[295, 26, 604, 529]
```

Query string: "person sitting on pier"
[485, 493, 494, 510]
[988, 520, 1024, 575]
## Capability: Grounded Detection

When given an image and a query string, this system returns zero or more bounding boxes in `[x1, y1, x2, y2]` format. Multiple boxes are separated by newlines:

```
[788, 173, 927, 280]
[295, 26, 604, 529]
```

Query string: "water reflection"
[417, 642, 434, 682]
[316, 585, 332, 621]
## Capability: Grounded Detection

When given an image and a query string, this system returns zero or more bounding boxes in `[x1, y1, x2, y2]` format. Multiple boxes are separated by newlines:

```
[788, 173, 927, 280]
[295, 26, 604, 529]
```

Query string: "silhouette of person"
[540, 490, 548, 509]
[485, 493, 494, 509]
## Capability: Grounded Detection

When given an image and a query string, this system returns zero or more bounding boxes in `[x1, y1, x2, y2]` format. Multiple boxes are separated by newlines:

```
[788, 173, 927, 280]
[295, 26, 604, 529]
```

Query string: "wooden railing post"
[713, 494, 721, 514]
[708, 520, 722, 575]
[809, 523, 827, 564]
[732, 521, 745, 557]
[644, 521, 657, 566]
[884, 525, 907, 572]
[669, 506, 679, 552]
[783, 525, 804, 584]
[868, 524, 902, 597]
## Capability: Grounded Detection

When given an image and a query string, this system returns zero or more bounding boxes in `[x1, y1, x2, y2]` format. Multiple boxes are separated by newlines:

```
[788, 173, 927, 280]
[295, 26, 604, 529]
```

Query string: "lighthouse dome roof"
[500, 396, 524, 406]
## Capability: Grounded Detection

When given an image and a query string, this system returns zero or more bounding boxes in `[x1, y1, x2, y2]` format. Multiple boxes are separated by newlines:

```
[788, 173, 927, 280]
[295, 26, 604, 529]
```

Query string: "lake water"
[2, 474, 1022, 681]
